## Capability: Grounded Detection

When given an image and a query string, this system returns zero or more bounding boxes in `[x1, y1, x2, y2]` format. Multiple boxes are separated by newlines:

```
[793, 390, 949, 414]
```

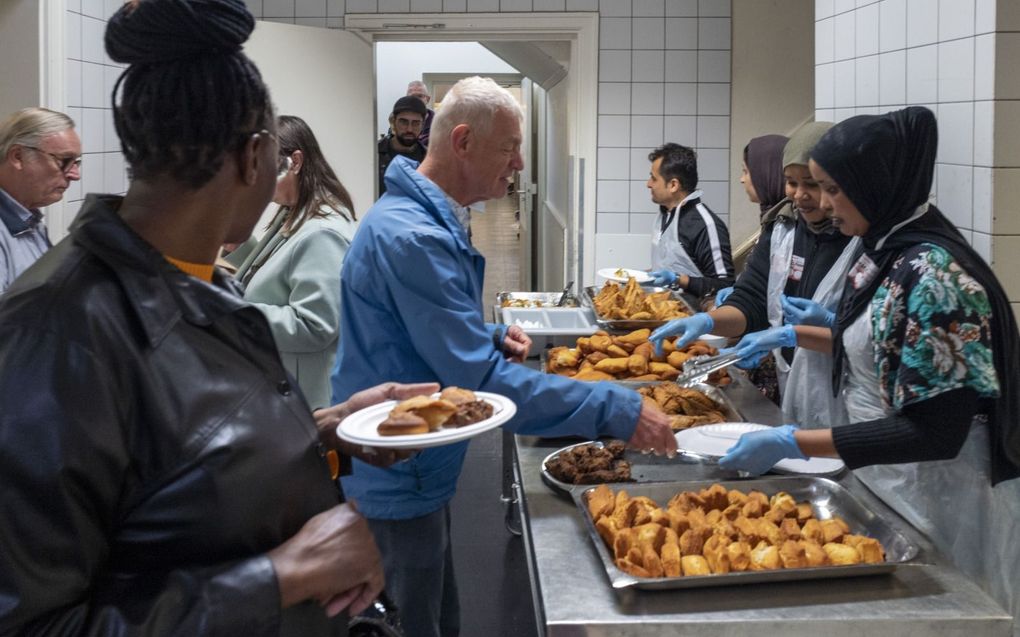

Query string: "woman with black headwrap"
[717, 106, 1020, 626]
[0, 1, 430, 634]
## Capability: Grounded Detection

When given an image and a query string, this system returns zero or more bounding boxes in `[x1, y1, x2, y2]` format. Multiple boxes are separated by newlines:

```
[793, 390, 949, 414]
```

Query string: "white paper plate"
[337, 392, 517, 449]
[597, 267, 654, 284]
[675, 423, 845, 476]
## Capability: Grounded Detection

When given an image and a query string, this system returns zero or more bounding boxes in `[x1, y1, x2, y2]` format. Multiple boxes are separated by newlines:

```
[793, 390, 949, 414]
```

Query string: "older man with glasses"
[0, 107, 82, 294]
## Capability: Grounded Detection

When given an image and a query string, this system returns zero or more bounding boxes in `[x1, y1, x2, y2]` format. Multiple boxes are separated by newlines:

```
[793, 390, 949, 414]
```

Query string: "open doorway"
[349, 13, 598, 295]
[375, 42, 530, 301]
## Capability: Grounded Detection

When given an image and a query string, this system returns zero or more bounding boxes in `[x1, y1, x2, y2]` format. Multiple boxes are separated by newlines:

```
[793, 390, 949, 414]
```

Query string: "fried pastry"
[439, 386, 477, 405]
[377, 411, 430, 436]
[823, 542, 862, 566]
[749, 541, 781, 571]
[681, 555, 711, 576]
[391, 396, 457, 430]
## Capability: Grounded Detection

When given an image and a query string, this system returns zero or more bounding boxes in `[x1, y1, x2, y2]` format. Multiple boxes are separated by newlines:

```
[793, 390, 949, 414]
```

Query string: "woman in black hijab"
[718, 106, 1020, 625]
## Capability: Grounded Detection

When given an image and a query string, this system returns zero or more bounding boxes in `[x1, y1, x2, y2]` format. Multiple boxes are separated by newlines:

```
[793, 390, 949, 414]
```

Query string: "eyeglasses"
[22, 145, 82, 175]
[277, 155, 293, 180]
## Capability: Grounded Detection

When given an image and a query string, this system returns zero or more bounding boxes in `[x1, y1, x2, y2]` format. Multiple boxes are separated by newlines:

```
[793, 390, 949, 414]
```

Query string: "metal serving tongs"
[555, 280, 575, 307]
[674, 351, 742, 387]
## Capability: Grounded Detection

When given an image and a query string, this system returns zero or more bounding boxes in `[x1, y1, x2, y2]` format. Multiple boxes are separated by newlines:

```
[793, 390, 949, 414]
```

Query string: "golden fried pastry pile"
[593, 277, 690, 321]
[636, 384, 726, 431]
[545, 440, 632, 485]
[586, 483, 885, 579]
[545, 329, 730, 385]
[377, 387, 493, 436]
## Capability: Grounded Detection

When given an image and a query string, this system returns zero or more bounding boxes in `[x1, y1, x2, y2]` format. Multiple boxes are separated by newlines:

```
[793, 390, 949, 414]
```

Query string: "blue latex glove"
[649, 312, 714, 356]
[781, 294, 835, 328]
[714, 286, 734, 306]
[719, 424, 807, 475]
[730, 349, 767, 370]
[719, 325, 796, 366]
[649, 269, 678, 287]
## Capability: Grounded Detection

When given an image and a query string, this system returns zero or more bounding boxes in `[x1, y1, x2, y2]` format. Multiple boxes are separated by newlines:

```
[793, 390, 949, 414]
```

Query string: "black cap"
[392, 95, 427, 118]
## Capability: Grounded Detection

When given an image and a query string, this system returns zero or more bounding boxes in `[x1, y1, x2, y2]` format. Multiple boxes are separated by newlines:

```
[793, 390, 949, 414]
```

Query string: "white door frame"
[345, 12, 599, 290]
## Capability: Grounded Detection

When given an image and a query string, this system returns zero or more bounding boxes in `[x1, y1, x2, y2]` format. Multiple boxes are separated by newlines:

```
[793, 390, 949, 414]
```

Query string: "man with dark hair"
[377, 95, 427, 197]
[406, 80, 435, 148]
[646, 142, 734, 298]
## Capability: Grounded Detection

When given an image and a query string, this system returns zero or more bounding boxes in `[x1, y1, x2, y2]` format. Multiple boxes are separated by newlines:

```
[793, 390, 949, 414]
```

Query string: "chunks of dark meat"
[546, 440, 632, 485]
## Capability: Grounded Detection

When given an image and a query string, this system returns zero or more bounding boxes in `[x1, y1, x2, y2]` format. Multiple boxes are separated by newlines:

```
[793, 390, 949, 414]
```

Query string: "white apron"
[777, 236, 860, 428]
[843, 303, 1020, 633]
[763, 221, 797, 394]
[651, 190, 704, 277]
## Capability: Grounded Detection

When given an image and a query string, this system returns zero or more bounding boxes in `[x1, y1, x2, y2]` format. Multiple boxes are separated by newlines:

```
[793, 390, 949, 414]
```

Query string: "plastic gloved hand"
[781, 294, 835, 328]
[648, 269, 678, 287]
[714, 286, 734, 306]
[719, 325, 796, 366]
[648, 312, 714, 356]
[718, 424, 807, 475]
[729, 349, 767, 370]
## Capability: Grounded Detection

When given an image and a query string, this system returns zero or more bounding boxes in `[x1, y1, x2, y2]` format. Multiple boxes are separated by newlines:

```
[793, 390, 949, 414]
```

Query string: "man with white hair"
[406, 79, 435, 148]
[332, 76, 675, 636]
[0, 107, 81, 294]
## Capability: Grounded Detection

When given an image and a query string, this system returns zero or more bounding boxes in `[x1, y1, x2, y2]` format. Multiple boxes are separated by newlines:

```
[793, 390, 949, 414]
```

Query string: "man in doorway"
[0, 107, 81, 294]
[406, 79, 435, 148]
[378, 95, 428, 197]
[646, 142, 734, 298]
[333, 76, 675, 637]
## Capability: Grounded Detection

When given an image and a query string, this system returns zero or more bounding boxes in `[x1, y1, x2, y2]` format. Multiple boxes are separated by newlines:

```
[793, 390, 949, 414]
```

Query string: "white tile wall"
[664, 50, 697, 81]
[938, 38, 975, 102]
[663, 83, 698, 114]
[598, 147, 630, 179]
[599, 50, 631, 81]
[629, 180, 657, 213]
[855, 55, 879, 106]
[224, 1, 735, 256]
[599, 82, 631, 114]
[879, 0, 906, 52]
[666, 0, 698, 17]
[663, 115, 697, 145]
[855, 2, 879, 56]
[815, 0, 1020, 305]
[632, 50, 666, 81]
[938, 0, 975, 41]
[631, 83, 665, 114]
[665, 17, 699, 47]
[64, 4, 129, 216]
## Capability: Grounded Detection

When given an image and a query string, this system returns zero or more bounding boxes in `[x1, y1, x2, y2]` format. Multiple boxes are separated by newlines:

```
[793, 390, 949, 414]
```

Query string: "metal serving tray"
[496, 291, 578, 308]
[540, 346, 733, 389]
[573, 477, 919, 590]
[582, 285, 696, 331]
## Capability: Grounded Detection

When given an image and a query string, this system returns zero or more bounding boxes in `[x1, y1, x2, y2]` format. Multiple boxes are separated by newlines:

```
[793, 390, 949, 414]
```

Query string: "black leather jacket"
[0, 195, 346, 636]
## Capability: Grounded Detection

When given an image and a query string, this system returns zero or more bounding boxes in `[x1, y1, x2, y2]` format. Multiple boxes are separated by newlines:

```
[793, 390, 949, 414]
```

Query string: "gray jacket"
[236, 206, 356, 408]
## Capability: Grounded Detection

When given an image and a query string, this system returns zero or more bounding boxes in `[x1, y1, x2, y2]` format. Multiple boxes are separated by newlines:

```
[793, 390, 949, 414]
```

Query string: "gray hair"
[428, 76, 523, 153]
[407, 80, 429, 95]
[0, 107, 76, 159]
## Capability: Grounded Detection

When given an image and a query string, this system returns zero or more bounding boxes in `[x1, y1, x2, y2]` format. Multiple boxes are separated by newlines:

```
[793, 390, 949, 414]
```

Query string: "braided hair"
[105, 0, 274, 189]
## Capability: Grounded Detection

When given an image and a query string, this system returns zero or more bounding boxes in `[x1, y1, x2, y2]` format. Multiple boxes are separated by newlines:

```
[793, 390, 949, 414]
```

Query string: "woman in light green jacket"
[233, 115, 356, 408]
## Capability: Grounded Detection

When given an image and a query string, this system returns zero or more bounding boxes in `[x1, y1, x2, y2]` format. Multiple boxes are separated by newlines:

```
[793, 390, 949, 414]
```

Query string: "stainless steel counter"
[511, 375, 1012, 636]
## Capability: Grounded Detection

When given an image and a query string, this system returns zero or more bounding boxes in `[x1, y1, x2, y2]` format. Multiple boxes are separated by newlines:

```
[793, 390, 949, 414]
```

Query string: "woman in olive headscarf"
[718, 106, 1020, 626]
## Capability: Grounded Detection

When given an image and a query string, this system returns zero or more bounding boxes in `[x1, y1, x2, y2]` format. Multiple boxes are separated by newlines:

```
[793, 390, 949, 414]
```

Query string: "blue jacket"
[332, 156, 641, 519]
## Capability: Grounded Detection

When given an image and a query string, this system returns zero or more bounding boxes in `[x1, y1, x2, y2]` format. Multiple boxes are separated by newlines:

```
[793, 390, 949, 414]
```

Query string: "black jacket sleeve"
[720, 220, 777, 333]
[683, 213, 735, 298]
[832, 387, 978, 468]
[0, 326, 283, 637]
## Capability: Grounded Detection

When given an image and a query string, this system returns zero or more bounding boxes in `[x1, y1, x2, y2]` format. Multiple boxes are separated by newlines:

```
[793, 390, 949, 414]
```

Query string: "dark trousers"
[367, 506, 460, 637]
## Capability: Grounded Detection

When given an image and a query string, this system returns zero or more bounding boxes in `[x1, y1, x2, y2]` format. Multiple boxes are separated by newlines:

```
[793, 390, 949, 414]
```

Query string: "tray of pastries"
[582, 278, 695, 331]
[543, 329, 731, 386]
[497, 291, 578, 308]
[574, 477, 918, 590]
